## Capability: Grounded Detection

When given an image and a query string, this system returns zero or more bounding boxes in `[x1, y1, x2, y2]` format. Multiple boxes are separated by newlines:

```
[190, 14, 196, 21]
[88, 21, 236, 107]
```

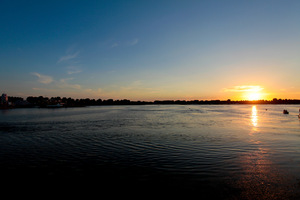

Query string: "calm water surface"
[0, 105, 300, 198]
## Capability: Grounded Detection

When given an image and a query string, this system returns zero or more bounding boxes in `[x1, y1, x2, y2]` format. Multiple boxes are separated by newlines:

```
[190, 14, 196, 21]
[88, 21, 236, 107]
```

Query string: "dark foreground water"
[0, 105, 300, 198]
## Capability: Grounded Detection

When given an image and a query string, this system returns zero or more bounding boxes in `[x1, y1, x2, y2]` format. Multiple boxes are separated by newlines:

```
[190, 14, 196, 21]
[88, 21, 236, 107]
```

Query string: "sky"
[1, 0, 300, 101]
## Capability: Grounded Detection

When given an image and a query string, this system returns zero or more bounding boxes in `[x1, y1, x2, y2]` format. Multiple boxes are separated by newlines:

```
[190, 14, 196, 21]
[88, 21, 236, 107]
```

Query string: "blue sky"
[1, 0, 300, 100]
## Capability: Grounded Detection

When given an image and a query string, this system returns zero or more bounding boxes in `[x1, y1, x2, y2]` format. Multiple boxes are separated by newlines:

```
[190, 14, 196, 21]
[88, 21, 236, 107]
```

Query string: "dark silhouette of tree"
[1, 95, 300, 108]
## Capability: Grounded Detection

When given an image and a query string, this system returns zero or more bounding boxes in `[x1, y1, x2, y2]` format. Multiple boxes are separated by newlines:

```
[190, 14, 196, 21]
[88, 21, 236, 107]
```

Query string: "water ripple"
[0, 105, 300, 198]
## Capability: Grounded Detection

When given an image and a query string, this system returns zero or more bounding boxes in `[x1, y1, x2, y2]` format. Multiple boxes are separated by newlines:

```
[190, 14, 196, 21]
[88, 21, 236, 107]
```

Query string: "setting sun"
[246, 92, 262, 101]
[224, 85, 267, 101]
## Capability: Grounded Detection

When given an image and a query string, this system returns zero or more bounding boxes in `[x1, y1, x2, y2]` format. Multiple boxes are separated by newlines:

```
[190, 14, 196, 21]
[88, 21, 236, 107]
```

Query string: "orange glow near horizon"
[225, 85, 268, 101]
[245, 92, 262, 101]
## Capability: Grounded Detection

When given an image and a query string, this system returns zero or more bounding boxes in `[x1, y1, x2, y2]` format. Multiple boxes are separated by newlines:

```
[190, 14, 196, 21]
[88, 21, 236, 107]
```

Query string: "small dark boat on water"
[283, 109, 289, 114]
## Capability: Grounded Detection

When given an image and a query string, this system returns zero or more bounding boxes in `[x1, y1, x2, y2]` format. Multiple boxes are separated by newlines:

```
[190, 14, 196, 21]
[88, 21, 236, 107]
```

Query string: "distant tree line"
[153, 98, 300, 105]
[2, 95, 300, 108]
[24, 96, 136, 107]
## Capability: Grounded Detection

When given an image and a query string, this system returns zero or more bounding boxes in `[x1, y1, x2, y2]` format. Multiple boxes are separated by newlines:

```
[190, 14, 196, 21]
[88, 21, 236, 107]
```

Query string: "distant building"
[1, 93, 8, 104]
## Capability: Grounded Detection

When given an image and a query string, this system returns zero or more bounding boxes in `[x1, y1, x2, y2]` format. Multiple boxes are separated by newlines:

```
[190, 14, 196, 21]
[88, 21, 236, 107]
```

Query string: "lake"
[0, 105, 300, 198]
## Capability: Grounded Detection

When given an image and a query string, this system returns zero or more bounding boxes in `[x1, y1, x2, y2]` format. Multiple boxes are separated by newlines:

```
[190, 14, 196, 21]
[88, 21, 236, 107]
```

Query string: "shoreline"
[2, 95, 300, 109]
[2, 100, 300, 110]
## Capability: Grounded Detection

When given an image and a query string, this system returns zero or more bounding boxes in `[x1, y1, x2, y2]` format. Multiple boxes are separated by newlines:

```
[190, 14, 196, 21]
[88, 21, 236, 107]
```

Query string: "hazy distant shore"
[1, 96, 300, 109]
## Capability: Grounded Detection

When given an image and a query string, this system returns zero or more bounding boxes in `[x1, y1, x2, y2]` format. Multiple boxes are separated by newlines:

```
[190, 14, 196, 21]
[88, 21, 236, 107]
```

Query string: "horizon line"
[4, 94, 300, 102]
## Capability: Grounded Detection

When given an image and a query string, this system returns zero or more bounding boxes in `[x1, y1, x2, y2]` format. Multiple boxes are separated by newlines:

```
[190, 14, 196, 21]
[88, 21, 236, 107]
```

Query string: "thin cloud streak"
[59, 78, 81, 90]
[57, 51, 79, 63]
[111, 43, 119, 48]
[67, 70, 82, 75]
[223, 85, 264, 93]
[32, 73, 82, 91]
[67, 66, 82, 75]
[32, 72, 54, 84]
[129, 38, 139, 46]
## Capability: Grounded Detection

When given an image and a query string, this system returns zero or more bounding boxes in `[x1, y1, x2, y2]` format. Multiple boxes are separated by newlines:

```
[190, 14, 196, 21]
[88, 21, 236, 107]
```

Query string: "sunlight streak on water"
[251, 105, 258, 128]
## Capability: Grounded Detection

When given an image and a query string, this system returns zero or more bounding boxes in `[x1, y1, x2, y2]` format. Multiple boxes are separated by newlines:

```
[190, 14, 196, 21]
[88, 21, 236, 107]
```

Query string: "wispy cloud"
[129, 38, 139, 46]
[58, 78, 81, 90]
[67, 66, 82, 75]
[57, 51, 79, 63]
[223, 85, 264, 92]
[32, 72, 53, 84]
[111, 42, 119, 48]
[32, 72, 82, 90]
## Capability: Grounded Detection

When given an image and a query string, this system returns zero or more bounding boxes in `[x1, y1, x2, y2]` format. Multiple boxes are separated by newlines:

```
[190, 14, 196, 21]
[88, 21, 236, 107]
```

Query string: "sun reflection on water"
[232, 105, 297, 199]
[251, 105, 258, 128]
